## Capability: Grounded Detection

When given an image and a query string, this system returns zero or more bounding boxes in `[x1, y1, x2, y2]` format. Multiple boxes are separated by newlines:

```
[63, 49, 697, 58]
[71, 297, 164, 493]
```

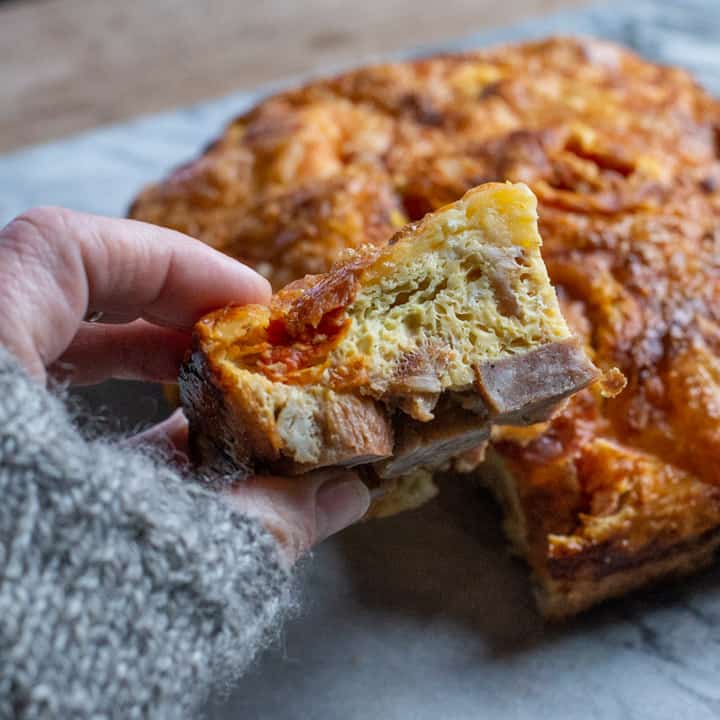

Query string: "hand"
[0, 207, 369, 562]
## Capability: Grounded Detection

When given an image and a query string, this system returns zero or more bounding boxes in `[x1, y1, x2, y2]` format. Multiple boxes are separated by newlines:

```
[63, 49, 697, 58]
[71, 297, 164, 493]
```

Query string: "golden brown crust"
[133, 36, 720, 615]
[131, 36, 719, 286]
[539, 531, 720, 619]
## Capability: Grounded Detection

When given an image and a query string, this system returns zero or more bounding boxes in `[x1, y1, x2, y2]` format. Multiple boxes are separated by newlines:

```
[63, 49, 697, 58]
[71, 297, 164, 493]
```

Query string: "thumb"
[315, 475, 372, 544]
[227, 470, 370, 564]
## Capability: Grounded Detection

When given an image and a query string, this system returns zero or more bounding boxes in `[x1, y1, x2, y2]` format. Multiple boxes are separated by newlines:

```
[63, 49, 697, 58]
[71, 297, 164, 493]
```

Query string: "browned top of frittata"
[131, 36, 720, 578]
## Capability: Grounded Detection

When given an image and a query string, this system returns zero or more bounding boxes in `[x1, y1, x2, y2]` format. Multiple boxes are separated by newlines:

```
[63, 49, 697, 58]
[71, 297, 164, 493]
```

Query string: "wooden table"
[1, 0, 585, 153]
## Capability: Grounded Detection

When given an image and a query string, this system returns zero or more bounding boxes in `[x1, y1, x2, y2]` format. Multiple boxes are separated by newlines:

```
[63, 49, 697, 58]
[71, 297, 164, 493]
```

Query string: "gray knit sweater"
[0, 347, 292, 719]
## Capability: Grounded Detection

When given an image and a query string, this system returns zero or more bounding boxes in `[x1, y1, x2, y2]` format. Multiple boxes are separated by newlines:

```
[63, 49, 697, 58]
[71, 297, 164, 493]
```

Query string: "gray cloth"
[0, 346, 292, 719]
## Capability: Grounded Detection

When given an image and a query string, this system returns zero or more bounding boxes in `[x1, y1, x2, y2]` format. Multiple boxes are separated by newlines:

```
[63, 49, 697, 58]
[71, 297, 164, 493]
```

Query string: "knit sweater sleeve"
[0, 347, 292, 719]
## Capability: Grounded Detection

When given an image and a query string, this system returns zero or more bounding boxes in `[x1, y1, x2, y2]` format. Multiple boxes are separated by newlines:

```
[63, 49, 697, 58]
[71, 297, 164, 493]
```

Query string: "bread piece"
[180, 183, 597, 503]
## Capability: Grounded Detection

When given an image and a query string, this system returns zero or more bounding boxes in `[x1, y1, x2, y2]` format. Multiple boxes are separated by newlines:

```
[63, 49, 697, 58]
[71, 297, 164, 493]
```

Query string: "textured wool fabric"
[0, 346, 292, 719]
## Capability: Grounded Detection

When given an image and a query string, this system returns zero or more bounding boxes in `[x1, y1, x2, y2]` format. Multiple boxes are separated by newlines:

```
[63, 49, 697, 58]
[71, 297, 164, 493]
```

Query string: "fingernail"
[316, 475, 371, 542]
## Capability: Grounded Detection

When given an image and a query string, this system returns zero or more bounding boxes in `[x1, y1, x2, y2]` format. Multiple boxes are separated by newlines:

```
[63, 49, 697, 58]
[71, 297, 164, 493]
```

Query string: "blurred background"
[1, 0, 586, 152]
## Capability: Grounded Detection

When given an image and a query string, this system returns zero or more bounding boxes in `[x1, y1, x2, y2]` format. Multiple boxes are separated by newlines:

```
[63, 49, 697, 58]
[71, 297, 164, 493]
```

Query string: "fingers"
[315, 477, 372, 544]
[228, 470, 371, 564]
[0, 207, 271, 380]
[128, 408, 189, 457]
[50, 320, 191, 385]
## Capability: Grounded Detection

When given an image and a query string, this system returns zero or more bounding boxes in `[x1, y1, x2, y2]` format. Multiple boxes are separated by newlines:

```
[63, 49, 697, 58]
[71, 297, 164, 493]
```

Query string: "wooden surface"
[1, 0, 585, 153]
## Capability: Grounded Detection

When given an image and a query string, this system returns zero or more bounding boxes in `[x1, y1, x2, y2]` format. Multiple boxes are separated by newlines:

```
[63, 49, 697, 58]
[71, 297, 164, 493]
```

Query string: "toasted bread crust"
[181, 347, 395, 478]
[133, 36, 720, 616]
